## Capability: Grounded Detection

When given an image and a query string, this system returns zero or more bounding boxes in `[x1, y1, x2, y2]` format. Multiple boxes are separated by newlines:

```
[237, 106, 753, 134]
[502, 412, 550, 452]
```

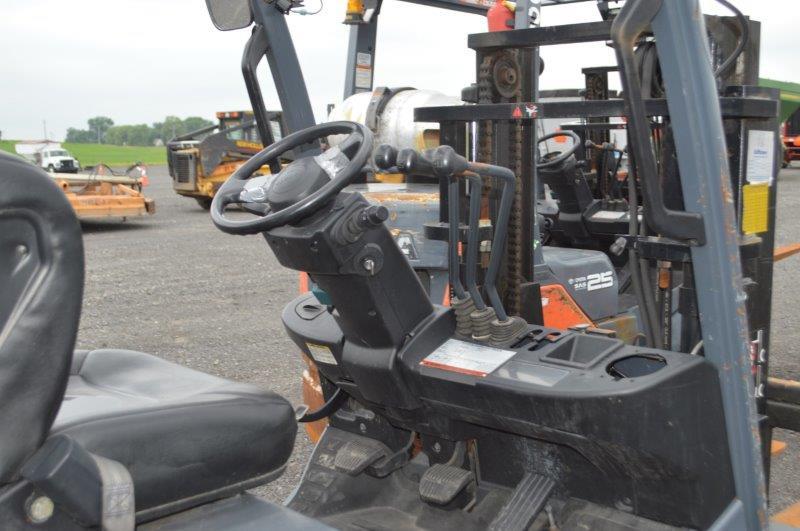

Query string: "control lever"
[396, 148, 438, 178]
[433, 146, 527, 345]
[375, 144, 440, 179]
[374, 144, 398, 171]
[461, 172, 493, 341]
[396, 148, 474, 336]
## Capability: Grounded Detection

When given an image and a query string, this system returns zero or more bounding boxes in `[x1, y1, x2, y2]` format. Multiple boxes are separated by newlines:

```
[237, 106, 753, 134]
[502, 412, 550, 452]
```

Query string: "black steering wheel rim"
[536, 130, 581, 169]
[210, 121, 372, 235]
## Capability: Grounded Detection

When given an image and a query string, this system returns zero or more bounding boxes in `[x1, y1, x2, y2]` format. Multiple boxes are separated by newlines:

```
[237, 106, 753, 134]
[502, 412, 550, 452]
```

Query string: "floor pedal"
[488, 473, 555, 531]
[334, 438, 389, 476]
[418, 463, 474, 505]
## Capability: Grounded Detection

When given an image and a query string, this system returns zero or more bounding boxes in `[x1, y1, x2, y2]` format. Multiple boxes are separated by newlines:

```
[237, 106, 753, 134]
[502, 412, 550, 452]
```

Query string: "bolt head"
[27, 495, 54, 524]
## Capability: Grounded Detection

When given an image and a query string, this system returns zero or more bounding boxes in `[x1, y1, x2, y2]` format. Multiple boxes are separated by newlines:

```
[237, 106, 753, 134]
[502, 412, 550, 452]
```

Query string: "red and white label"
[420, 339, 517, 377]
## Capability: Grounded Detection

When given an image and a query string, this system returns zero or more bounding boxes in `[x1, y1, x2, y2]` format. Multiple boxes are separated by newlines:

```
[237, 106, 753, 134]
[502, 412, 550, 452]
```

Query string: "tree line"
[66, 116, 214, 146]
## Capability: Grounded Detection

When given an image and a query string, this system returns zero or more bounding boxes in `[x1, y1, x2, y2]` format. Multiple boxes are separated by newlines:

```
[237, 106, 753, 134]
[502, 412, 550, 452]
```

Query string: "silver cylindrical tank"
[327, 89, 461, 155]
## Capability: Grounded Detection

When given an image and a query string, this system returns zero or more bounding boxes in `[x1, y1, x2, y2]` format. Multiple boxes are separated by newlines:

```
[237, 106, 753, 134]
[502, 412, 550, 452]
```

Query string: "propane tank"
[327, 89, 461, 159]
[487, 0, 514, 32]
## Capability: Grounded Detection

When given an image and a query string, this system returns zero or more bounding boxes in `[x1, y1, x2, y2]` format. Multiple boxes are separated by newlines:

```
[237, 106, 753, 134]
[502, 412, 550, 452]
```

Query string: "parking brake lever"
[433, 146, 528, 345]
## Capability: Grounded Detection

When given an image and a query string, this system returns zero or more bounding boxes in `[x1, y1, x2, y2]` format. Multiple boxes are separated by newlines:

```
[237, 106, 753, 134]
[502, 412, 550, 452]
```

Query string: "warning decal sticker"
[307, 343, 338, 365]
[355, 52, 372, 89]
[420, 339, 517, 377]
[746, 130, 775, 185]
[741, 183, 770, 234]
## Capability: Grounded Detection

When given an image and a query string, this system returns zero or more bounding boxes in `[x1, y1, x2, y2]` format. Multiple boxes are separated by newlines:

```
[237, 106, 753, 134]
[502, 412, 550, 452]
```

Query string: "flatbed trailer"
[51, 171, 155, 221]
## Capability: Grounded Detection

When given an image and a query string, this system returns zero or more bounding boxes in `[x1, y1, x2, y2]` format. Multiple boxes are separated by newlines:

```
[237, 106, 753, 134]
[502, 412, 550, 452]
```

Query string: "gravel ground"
[76, 165, 800, 514]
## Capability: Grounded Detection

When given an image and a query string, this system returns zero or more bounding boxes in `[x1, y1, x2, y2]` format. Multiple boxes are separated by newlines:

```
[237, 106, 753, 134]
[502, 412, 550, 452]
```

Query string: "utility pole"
[42, 120, 48, 140]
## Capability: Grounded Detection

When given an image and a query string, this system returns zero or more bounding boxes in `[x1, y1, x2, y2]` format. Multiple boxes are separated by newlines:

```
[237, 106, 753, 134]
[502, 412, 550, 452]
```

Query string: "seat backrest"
[0, 152, 83, 482]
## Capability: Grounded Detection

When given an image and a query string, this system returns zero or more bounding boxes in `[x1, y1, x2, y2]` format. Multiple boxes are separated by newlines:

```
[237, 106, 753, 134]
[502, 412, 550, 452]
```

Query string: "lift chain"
[477, 50, 525, 316]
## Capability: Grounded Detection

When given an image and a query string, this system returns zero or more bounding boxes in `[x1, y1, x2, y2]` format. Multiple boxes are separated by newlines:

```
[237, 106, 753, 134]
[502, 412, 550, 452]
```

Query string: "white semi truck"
[14, 141, 80, 173]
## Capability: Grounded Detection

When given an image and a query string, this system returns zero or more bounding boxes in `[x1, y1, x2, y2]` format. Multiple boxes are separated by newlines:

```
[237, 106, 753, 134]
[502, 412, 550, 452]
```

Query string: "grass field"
[0, 140, 166, 167]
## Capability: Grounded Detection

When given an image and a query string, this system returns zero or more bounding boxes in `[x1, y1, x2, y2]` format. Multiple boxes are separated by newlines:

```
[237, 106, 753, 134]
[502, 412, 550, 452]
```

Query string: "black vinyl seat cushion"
[51, 348, 297, 521]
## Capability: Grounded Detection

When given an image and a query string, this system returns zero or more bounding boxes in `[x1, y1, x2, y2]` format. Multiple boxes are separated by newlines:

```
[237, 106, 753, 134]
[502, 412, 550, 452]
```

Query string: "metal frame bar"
[414, 97, 777, 121]
[399, 0, 593, 12]
[343, 0, 596, 99]
[248, 0, 317, 138]
[397, 0, 490, 15]
[469, 20, 613, 50]
[651, 1, 767, 528]
[343, 1, 383, 98]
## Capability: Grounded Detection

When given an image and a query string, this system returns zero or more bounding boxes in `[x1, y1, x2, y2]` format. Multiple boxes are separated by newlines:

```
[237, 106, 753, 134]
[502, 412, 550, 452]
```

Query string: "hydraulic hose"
[626, 157, 656, 347]
[639, 219, 662, 349]
[713, 0, 749, 79]
[297, 387, 347, 423]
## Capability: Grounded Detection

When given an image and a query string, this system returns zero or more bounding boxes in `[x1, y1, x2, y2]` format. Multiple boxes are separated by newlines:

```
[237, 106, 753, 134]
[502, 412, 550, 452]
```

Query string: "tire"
[195, 197, 213, 210]
[47, 165, 55, 173]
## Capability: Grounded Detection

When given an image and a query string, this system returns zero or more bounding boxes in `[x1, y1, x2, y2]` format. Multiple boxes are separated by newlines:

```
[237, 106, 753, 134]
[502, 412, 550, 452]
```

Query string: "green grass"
[0, 140, 166, 167]
[0, 140, 23, 159]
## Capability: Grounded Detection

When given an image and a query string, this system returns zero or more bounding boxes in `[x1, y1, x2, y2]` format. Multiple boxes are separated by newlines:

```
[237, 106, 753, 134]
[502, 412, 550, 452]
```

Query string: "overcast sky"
[1, 0, 796, 140]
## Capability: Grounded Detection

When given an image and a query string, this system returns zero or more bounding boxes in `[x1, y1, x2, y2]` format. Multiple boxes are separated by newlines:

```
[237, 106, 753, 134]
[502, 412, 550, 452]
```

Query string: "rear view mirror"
[205, 0, 253, 31]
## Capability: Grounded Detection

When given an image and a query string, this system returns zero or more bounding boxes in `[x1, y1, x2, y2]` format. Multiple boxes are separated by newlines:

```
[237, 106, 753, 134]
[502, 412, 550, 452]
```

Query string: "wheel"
[195, 197, 213, 210]
[47, 165, 55, 173]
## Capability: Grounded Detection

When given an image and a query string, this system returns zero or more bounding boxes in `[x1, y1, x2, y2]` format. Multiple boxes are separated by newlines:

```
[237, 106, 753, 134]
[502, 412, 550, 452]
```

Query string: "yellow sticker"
[306, 343, 337, 365]
[741, 183, 770, 235]
[235, 140, 262, 150]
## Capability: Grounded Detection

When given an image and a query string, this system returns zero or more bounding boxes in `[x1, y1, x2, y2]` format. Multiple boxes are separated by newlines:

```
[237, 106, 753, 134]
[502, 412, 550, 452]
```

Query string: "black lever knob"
[374, 144, 398, 170]
[433, 145, 469, 177]
[358, 205, 389, 228]
[396, 148, 438, 178]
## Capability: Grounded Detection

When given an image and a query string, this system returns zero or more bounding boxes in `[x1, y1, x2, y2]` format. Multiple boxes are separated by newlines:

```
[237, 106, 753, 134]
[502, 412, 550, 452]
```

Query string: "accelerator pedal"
[419, 464, 474, 505]
[334, 438, 390, 476]
[488, 473, 555, 531]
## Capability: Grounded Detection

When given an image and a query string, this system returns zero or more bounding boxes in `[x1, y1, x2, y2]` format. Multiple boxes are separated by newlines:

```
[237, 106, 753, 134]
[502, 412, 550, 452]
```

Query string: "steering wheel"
[211, 121, 373, 235]
[536, 130, 581, 169]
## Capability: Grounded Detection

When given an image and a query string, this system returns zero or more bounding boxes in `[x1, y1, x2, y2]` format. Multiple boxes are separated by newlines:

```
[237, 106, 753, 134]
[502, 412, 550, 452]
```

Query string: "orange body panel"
[301, 354, 328, 443]
[774, 500, 800, 528]
[772, 440, 787, 457]
[298, 272, 328, 442]
[540, 284, 593, 329]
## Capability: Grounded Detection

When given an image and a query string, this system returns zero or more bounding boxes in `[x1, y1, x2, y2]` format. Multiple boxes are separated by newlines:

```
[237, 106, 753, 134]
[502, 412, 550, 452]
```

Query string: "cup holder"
[607, 354, 667, 379]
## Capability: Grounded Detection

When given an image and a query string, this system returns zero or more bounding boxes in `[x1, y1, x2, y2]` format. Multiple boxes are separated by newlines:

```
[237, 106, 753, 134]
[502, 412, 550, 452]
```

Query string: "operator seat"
[0, 152, 297, 524]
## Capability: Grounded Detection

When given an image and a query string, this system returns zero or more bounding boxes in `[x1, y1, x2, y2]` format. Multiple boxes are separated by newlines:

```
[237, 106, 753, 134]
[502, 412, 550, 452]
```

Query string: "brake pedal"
[488, 473, 554, 531]
[334, 438, 389, 476]
[419, 463, 474, 505]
